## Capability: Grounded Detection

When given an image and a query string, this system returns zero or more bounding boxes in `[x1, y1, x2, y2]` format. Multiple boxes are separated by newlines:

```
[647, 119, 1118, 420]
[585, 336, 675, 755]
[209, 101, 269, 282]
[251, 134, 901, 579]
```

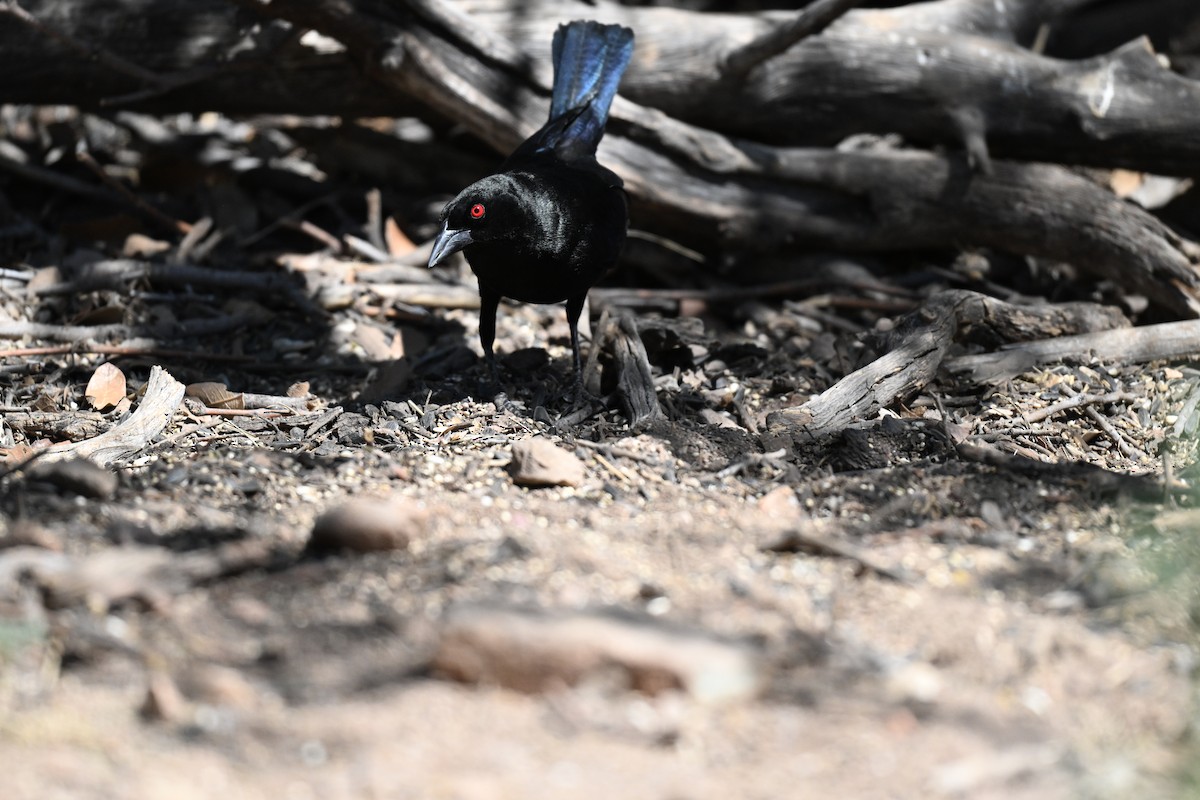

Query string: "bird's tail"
[522, 20, 634, 162]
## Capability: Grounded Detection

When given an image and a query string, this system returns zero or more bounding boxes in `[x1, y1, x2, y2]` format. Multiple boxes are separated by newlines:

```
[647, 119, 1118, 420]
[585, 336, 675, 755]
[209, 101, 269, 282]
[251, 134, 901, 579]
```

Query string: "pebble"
[308, 498, 426, 553]
[507, 438, 585, 487]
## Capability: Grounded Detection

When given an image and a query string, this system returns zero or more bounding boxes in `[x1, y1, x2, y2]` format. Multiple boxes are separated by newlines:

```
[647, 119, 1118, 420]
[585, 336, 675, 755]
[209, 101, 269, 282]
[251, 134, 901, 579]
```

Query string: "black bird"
[428, 20, 634, 391]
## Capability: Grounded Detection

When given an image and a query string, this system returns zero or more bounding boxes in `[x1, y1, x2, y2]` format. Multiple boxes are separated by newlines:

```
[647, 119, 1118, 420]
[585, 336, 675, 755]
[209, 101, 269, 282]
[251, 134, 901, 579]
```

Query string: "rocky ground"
[0, 107, 1198, 799]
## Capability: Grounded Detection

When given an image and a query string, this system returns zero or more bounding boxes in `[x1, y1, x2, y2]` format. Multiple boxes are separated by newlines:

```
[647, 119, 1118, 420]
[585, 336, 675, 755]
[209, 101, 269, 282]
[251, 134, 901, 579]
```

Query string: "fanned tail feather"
[524, 20, 633, 161]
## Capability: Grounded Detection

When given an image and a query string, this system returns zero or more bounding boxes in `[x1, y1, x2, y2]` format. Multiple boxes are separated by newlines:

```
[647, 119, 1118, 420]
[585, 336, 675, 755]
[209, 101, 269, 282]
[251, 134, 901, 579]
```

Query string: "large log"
[0, 0, 406, 116]
[4, 0, 1200, 316]
[3, 0, 1200, 173]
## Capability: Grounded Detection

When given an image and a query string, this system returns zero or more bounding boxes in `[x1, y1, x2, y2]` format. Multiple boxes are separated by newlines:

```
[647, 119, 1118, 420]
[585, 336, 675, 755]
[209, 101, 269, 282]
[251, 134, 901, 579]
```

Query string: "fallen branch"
[764, 523, 912, 584]
[0, 321, 127, 343]
[721, 0, 865, 78]
[40, 365, 185, 466]
[764, 291, 1128, 445]
[32, 259, 300, 297]
[946, 318, 1200, 383]
[1022, 390, 1140, 424]
[0, 343, 254, 361]
[955, 441, 1168, 497]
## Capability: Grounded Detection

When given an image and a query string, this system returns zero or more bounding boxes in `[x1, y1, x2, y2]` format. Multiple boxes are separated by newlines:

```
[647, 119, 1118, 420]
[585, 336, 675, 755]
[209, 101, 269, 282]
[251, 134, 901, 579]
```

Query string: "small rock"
[432, 606, 762, 704]
[1079, 555, 1154, 608]
[885, 660, 943, 707]
[699, 408, 743, 430]
[757, 485, 800, 520]
[308, 498, 426, 553]
[28, 457, 118, 499]
[508, 438, 585, 487]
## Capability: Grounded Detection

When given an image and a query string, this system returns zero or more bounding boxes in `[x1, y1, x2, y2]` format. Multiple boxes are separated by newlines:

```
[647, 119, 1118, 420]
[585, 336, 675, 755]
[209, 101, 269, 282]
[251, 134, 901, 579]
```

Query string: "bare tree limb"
[947, 318, 1200, 384]
[721, 0, 864, 78]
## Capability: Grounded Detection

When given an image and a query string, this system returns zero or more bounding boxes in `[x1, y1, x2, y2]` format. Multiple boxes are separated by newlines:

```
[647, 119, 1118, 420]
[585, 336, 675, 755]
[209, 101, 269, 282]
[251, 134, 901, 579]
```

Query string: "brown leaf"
[384, 216, 416, 257]
[186, 381, 244, 409]
[1109, 169, 1143, 198]
[85, 363, 127, 411]
[0, 443, 37, 463]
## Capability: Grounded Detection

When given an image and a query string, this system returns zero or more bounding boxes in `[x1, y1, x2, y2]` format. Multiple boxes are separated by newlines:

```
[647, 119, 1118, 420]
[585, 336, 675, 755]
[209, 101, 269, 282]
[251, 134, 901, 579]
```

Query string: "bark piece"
[611, 314, 662, 427]
[432, 606, 763, 704]
[508, 438, 585, 487]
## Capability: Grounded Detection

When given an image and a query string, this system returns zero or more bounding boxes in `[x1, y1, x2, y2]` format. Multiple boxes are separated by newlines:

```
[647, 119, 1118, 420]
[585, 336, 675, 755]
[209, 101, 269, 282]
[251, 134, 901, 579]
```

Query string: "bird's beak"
[428, 223, 474, 268]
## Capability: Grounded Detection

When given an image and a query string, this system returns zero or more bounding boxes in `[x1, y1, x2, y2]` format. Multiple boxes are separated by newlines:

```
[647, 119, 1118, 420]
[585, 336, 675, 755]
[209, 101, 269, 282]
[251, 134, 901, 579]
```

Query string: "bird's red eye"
[470, 203, 486, 219]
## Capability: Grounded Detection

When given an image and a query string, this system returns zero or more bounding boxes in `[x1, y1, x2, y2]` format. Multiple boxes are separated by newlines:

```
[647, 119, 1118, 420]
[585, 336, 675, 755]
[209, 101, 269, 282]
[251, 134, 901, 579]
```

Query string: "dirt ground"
[0, 104, 1198, 799]
[1, 286, 1198, 800]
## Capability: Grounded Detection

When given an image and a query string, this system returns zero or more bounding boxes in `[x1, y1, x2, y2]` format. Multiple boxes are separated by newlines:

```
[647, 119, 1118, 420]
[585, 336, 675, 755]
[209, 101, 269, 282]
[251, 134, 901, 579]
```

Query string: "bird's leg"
[478, 288, 502, 393]
[565, 293, 589, 402]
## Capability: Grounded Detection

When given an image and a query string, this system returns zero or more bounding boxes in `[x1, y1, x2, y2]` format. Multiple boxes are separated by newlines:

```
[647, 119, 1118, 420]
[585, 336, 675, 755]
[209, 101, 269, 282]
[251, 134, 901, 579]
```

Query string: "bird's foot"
[553, 379, 606, 431]
[567, 375, 593, 407]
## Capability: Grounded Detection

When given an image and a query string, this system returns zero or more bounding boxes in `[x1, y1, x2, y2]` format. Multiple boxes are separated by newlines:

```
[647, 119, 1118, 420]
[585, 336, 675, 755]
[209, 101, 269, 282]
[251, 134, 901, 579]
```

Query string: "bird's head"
[428, 176, 527, 269]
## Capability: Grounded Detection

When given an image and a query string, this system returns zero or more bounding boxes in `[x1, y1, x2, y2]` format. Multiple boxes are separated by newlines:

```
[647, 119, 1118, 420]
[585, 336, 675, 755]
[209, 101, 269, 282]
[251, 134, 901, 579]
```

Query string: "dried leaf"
[1109, 169, 1143, 198]
[123, 233, 171, 258]
[74, 305, 125, 326]
[85, 363, 127, 411]
[384, 216, 416, 257]
[186, 382, 244, 409]
[31, 395, 58, 413]
[0, 443, 37, 463]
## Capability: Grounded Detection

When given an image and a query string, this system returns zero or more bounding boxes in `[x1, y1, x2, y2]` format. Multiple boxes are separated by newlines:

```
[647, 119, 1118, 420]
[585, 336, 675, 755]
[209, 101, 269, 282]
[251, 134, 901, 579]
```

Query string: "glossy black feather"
[429, 20, 634, 387]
